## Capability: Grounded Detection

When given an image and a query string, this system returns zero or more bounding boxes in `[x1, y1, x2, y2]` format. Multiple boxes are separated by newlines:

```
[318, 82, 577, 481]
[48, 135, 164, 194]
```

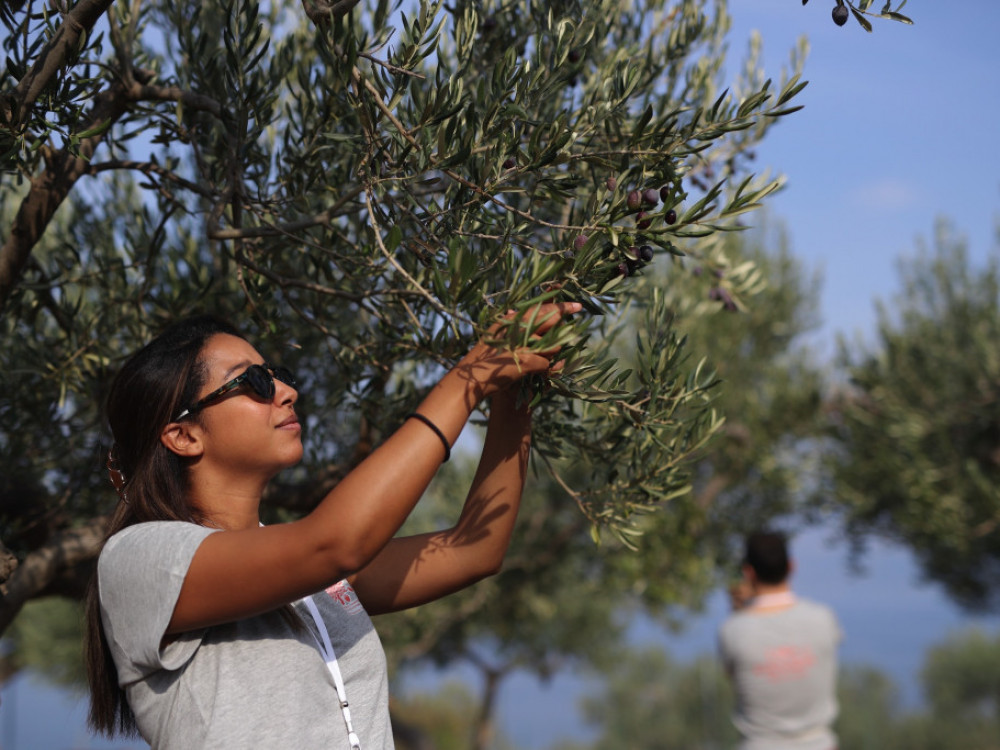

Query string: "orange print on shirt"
[753, 646, 816, 681]
[325, 579, 364, 614]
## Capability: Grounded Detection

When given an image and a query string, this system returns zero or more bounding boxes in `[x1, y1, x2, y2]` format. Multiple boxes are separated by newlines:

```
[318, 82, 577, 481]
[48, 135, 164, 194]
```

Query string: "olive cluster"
[625, 186, 679, 228]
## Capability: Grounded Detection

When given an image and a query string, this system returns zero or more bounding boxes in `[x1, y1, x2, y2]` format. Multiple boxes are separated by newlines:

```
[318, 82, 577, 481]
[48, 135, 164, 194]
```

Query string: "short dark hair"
[744, 531, 790, 584]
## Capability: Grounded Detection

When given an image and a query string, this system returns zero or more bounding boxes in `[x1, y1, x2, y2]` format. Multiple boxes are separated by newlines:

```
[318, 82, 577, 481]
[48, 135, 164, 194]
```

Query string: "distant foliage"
[828, 220, 1000, 610]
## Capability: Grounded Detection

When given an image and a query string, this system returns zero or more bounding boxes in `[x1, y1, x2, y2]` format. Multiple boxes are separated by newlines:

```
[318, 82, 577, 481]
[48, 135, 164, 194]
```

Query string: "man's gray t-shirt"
[718, 597, 841, 750]
[97, 521, 393, 749]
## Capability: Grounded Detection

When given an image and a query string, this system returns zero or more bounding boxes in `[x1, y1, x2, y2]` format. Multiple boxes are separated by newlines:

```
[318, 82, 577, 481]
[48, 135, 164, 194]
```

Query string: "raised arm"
[349, 387, 532, 614]
[166, 302, 580, 633]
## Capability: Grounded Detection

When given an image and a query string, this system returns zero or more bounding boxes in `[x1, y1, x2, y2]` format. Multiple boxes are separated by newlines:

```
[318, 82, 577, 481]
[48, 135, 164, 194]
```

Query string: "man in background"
[718, 531, 842, 750]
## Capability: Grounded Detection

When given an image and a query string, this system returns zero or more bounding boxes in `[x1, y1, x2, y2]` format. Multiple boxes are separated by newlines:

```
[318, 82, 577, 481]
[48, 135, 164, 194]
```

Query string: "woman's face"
[189, 333, 303, 475]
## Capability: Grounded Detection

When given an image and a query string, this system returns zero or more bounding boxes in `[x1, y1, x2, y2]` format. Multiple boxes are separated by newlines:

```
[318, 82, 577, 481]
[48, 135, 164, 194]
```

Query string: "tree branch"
[207, 184, 364, 240]
[0, 515, 108, 635]
[1, 0, 116, 129]
[87, 158, 216, 199]
[129, 81, 223, 118]
[0, 69, 218, 312]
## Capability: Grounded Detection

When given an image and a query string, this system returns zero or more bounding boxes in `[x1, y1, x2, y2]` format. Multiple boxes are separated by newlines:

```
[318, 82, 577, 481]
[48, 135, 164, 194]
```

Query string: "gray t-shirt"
[97, 521, 393, 750]
[718, 597, 842, 750]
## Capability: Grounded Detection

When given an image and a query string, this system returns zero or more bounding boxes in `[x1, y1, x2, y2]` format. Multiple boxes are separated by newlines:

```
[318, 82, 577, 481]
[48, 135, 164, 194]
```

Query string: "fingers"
[497, 301, 583, 337]
[532, 301, 583, 334]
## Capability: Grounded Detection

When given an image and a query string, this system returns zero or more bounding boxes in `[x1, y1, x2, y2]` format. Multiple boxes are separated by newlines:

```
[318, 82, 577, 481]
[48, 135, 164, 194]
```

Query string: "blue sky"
[726, 1, 1000, 352]
[4, 2, 1000, 749]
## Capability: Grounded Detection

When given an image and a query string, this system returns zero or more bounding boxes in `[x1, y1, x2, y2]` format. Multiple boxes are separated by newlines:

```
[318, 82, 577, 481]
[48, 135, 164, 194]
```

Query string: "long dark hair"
[85, 314, 241, 737]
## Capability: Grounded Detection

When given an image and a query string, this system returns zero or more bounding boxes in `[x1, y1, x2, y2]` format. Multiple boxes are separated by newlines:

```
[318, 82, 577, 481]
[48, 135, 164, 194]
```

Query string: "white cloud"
[849, 177, 919, 213]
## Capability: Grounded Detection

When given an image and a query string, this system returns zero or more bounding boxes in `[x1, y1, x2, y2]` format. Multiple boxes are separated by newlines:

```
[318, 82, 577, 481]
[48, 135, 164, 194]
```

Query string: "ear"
[741, 563, 756, 584]
[161, 421, 205, 458]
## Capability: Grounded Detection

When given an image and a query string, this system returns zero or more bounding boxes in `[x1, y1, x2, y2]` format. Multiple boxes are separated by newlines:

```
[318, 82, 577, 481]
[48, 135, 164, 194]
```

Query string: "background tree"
[655, 218, 825, 552]
[919, 628, 1000, 744]
[827, 219, 1000, 610]
[574, 646, 737, 750]
[390, 680, 520, 750]
[834, 665, 907, 750]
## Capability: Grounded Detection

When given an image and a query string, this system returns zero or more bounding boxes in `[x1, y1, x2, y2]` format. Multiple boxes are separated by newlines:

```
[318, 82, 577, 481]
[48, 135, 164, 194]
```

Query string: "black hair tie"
[406, 412, 451, 463]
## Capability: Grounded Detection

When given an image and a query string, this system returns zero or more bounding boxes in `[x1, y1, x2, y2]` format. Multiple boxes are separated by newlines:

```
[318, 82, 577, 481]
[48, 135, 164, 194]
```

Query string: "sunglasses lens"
[271, 366, 296, 388]
[245, 365, 275, 400]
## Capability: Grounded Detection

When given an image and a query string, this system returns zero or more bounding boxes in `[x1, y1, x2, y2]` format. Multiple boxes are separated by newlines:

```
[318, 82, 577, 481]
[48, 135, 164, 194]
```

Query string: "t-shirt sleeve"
[97, 521, 218, 685]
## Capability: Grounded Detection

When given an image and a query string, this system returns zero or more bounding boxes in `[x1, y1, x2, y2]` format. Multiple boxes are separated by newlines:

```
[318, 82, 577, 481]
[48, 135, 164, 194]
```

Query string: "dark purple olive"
[607, 177, 617, 191]
[636, 211, 651, 229]
[832, 4, 848, 25]
[710, 287, 737, 311]
[642, 188, 659, 206]
[503, 157, 516, 169]
[665, 209, 677, 225]
[626, 190, 642, 211]
[639, 245, 654, 263]
[574, 235, 588, 251]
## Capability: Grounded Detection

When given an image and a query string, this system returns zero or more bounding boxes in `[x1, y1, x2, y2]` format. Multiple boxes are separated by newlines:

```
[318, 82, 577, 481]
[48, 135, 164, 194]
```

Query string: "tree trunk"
[472, 666, 503, 750]
[0, 515, 108, 635]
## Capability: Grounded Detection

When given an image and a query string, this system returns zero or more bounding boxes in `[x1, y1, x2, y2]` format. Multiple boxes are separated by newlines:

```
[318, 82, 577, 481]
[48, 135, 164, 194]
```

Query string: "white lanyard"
[302, 594, 362, 750]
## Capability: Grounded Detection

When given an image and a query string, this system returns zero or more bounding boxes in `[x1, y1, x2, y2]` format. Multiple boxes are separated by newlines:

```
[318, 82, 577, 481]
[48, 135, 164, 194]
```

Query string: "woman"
[85, 303, 579, 749]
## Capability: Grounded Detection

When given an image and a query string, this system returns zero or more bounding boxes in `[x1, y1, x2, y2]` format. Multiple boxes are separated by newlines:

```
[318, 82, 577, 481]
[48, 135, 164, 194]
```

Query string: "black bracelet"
[406, 412, 451, 462]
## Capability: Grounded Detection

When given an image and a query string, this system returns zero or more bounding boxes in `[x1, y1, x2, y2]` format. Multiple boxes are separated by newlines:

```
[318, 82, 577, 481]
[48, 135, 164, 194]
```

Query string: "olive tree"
[0, 1, 913, 742]
[827, 220, 1000, 610]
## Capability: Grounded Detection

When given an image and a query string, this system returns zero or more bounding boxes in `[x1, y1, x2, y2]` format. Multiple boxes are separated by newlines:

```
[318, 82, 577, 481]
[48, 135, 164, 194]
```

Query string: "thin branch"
[358, 51, 425, 79]
[301, 0, 362, 25]
[395, 584, 498, 662]
[128, 81, 223, 118]
[363, 189, 459, 324]
[86, 159, 216, 199]
[20, 257, 75, 334]
[207, 187, 363, 239]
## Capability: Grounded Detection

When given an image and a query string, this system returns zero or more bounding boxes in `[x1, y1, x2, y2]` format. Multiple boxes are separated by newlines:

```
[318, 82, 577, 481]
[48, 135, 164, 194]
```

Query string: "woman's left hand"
[458, 301, 583, 398]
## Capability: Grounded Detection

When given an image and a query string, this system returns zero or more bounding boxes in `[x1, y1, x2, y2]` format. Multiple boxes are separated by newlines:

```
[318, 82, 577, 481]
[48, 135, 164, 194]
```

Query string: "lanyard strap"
[302, 595, 362, 750]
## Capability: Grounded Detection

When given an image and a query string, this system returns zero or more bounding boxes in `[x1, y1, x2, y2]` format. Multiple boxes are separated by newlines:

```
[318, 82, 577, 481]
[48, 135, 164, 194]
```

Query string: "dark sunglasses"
[173, 364, 296, 421]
